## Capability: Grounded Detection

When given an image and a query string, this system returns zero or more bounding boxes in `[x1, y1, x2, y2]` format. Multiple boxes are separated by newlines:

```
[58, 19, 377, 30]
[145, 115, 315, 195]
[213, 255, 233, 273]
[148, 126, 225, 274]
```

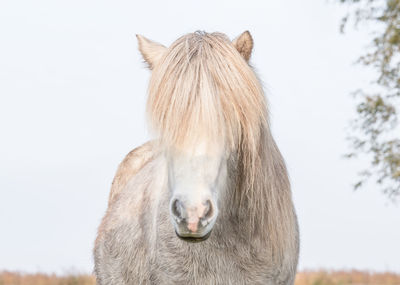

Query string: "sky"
[0, 0, 399, 274]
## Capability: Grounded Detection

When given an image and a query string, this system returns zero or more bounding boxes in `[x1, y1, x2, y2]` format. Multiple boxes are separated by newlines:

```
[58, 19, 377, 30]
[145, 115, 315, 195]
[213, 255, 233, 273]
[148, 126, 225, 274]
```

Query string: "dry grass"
[295, 270, 400, 285]
[1, 270, 399, 285]
[0, 271, 95, 285]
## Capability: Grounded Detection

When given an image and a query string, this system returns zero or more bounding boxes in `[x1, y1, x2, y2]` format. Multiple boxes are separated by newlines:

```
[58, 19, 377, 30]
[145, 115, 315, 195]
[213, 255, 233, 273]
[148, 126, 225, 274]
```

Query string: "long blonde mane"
[147, 32, 297, 262]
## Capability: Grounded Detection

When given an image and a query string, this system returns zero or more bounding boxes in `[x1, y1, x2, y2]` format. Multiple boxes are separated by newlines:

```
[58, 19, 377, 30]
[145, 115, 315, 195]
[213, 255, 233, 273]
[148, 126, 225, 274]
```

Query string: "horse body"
[94, 31, 299, 285]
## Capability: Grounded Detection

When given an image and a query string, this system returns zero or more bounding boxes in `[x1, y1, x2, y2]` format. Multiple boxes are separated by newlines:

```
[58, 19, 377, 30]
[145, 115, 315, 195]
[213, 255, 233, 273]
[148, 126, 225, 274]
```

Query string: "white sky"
[0, 0, 399, 274]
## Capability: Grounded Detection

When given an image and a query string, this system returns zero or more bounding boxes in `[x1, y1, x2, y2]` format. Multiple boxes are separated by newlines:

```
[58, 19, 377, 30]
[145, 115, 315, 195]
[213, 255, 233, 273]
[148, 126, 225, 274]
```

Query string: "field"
[295, 270, 400, 285]
[1, 270, 400, 285]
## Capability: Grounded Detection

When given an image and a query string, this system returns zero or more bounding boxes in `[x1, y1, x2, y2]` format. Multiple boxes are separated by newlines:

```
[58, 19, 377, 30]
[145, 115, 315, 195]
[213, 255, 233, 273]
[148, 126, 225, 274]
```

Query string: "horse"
[94, 31, 299, 285]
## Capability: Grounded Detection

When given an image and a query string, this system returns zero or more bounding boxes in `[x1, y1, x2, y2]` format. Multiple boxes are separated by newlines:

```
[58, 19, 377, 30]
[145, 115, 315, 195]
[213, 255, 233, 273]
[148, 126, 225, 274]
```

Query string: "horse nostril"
[203, 200, 213, 220]
[171, 199, 182, 219]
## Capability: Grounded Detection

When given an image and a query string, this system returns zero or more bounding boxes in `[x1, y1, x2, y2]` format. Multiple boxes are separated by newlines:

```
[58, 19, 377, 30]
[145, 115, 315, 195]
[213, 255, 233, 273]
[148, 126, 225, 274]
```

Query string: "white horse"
[94, 31, 299, 284]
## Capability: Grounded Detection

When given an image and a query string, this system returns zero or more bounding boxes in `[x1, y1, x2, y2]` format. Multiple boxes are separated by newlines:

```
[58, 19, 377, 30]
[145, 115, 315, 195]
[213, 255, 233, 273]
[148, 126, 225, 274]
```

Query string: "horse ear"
[136, 34, 167, 69]
[232, 31, 253, 62]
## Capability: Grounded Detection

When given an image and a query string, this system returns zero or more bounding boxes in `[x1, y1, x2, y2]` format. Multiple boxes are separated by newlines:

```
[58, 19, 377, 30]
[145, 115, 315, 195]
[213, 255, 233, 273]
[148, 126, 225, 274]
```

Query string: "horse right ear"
[136, 35, 167, 69]
[232, 31, 253, 62]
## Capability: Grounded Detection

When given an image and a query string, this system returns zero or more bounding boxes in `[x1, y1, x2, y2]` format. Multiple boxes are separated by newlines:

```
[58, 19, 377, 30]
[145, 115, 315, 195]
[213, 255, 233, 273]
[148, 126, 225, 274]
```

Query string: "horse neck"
[220, 127, 296, 251]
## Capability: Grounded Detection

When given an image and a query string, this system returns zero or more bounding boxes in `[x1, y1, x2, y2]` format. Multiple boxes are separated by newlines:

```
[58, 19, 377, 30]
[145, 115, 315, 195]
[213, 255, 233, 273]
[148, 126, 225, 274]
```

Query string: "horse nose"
[170, 198, 215, 233]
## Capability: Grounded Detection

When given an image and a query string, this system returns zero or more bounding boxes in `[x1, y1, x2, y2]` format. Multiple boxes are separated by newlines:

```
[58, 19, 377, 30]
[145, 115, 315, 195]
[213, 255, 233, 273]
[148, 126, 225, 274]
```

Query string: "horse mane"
[147, 32, 297, 262]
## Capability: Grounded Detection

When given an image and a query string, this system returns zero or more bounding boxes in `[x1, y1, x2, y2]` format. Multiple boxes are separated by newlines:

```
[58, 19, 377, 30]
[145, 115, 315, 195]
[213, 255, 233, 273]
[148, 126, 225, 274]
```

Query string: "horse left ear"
[136, 34, 167, 69]
[232, 31, 253, 62]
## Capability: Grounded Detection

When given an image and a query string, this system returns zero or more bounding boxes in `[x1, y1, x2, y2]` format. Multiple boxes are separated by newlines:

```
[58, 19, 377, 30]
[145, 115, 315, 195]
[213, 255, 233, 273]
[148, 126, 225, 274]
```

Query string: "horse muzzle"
[170, 196, 217, 242]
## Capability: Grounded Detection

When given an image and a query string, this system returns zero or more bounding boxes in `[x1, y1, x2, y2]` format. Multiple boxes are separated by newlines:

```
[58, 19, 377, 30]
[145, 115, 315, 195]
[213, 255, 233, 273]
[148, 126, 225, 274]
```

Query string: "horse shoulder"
[94, 141, 156, 276]
[108, 140, 156, 206]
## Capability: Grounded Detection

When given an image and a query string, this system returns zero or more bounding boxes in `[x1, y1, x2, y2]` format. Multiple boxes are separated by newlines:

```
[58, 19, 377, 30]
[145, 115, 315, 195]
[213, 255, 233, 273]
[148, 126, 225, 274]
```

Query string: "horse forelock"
[147, 32, 266, 150]
[146, 31, 297, 262]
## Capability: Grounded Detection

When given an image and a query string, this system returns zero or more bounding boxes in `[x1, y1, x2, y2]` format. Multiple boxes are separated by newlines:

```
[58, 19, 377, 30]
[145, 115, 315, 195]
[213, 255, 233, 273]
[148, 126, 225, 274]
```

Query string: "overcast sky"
[0, 0, 399, 274]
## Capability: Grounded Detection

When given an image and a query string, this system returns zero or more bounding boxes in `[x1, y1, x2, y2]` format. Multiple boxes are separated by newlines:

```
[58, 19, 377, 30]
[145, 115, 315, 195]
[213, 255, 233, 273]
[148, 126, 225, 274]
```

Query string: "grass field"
[1, 270, 399, 285]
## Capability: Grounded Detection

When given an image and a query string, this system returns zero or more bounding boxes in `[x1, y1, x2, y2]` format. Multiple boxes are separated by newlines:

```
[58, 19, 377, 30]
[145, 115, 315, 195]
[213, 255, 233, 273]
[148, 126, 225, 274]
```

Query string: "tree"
[339, 0, 400, 200]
